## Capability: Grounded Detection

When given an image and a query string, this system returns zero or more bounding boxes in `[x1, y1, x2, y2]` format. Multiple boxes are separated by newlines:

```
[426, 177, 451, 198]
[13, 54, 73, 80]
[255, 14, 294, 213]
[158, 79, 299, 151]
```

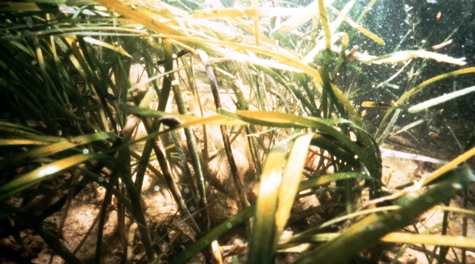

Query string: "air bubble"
[184, 188, 190, 194]
[189, 206, 195, 212]
[154, 185, 160, 192]
[226, 223, 232, 229]
[98, 177, 104, 182]
[82, 148, 89, 154]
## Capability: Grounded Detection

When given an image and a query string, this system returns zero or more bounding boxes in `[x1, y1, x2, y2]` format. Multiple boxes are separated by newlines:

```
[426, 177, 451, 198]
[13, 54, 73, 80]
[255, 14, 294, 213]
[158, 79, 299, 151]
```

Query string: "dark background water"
[349, 0, 475, 122]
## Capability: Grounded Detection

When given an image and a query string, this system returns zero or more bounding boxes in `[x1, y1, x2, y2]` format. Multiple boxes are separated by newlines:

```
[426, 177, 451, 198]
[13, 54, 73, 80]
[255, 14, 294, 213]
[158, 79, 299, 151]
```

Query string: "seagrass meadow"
[1, 0, 475, 263]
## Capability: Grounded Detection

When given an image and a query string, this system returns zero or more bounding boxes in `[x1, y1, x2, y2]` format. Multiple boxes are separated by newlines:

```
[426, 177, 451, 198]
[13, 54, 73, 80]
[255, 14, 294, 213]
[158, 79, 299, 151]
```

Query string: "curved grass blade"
[0, 139, 50, 146]
[229, 109, 352, 129]
[408, 86, 475, 113]
[0, 132, 115, 171]
[381, 233, 475, 249]
[364, 50, 465, 65]
[0, 122, 62, 145]
[83, 36, 132, 58]
[284, 231, 475, 249]
[0, 153, 105, 201]
[298, 172, 375, 192]
[0, 121, 57, 140]
[119, 103, 248, 126]
[227, 52, 303, 72]
[436, 205, 475, 218]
